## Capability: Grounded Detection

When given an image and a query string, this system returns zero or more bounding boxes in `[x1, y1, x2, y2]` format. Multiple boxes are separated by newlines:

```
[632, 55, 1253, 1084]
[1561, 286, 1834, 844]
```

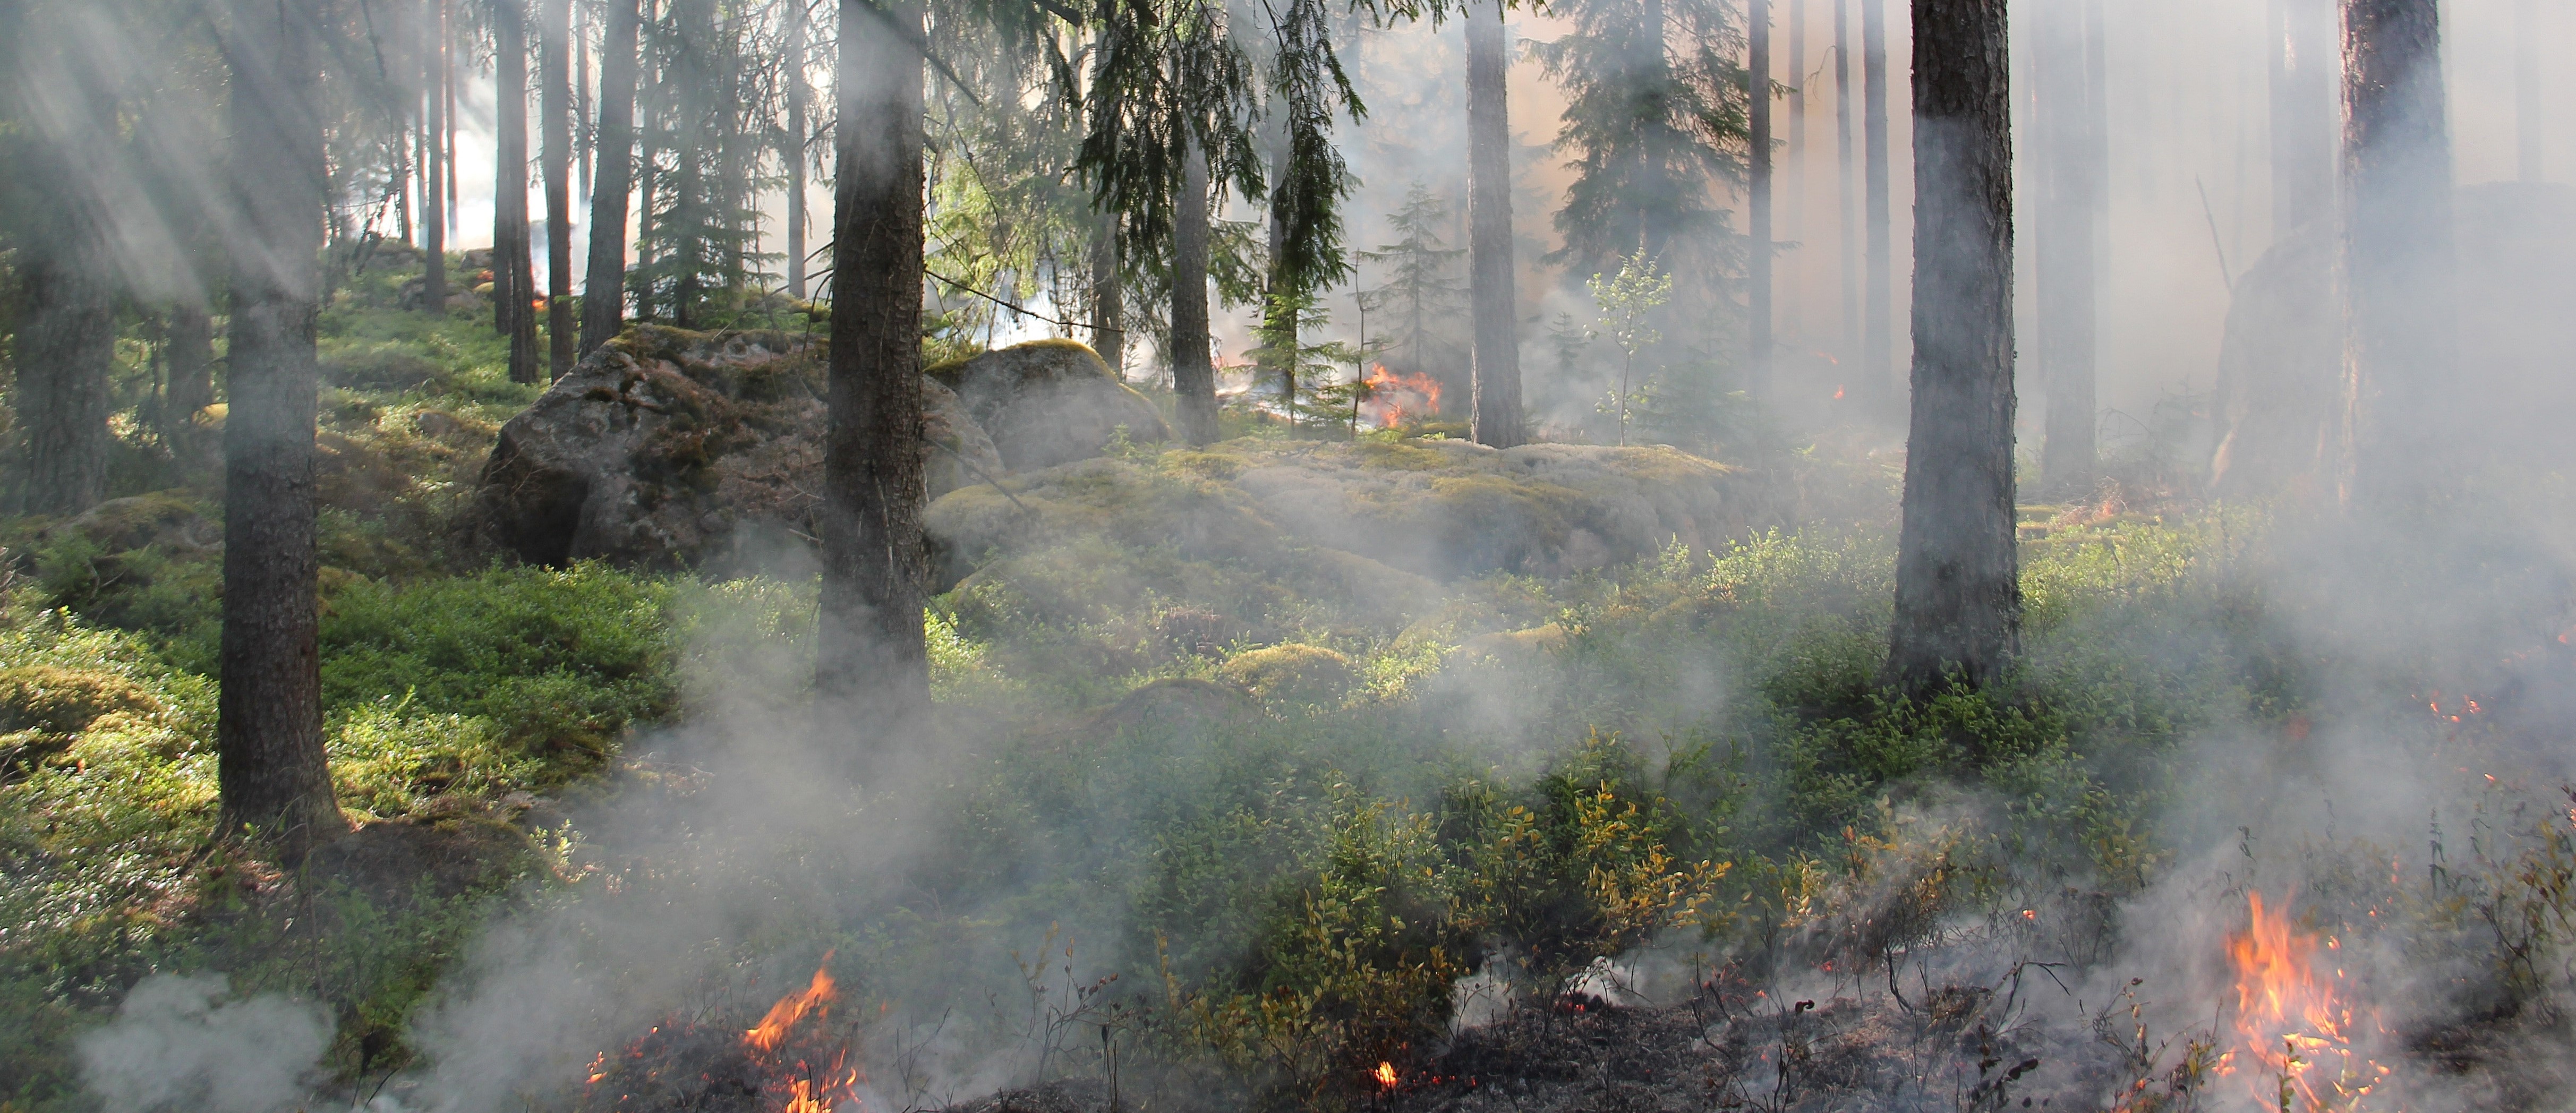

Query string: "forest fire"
[1360, 365, 1441, 427]
[579, 956, 859, 1112]
[1372, 1061, 1399, 1090]
[2221, 892, 2388, 1112]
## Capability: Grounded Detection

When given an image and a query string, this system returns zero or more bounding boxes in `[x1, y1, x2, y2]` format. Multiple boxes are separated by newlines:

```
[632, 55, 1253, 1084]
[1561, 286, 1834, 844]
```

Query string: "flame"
[2222, 892, 2388, 1111]
[1372, 1061, 1398, 1089]
[1832, 386, 1846, 400]
[1360, 364, 1442, 427]
[748, 954, 839, 1053]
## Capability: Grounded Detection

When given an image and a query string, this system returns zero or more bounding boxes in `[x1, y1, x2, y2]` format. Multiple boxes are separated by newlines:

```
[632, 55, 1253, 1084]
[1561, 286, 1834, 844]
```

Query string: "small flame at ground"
[1361, 365, 1441, 427]
[2222, 892, 2388, 1111]
[1373, 1061, 1398, 1089]
[748, 953, 838, 1054]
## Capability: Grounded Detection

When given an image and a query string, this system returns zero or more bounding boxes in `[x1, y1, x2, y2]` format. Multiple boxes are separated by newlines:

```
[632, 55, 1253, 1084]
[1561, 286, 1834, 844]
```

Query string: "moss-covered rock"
[929, 339, 1170, 469]
[1220, 644, 1356, 707]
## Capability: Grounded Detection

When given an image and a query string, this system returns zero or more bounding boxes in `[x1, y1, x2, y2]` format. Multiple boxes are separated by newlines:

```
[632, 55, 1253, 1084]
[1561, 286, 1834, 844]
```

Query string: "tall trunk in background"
[13, 245, 114, 517]
[495, 1, 540, 382]
[1860, 0, 1891, 404]
[784, 0, 809, 299]
[1747, 0, 1773, 399]
[2515, 0, 2539, 183]
[2340, 0, 2456, 507]
[1465, 0, 1523, 447]
[1786, 0, 1804, 342]
[165, 305, 215, 422]
[583, 0, 640, 354]
[635, 0, 660, 322]
[2035, 0, 2097, 496]
[1261, 140, 1295, 416]
[1171, 140, 1220, 444]
[816, 0, 930, 716]
[1835, 0, 1857, 369]
[668, 0, 712, 328]
[1091, 211, 1125, 372]
[446, 16, 459, 244]
[2268, 0, 2334, 237]
[422, 0, 448, 314]
[543, 0, 575, 377]
[578, 23, 593, 200]
[219, 0, 346, 853]
[1885, 0, 2016, 695]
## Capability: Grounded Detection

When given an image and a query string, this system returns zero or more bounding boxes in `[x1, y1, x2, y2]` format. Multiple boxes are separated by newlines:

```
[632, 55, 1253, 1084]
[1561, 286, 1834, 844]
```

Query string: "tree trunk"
[445, 16, 460, 235]
[544, 0, 576, 378]
[13, 246, 114, 517]
[1748, 0, 1772, 399]
[669, 0, 711, 328]
[582, 0, 639, 355]
[1171, 140, 1220, 445]
[2340, 0, 2455, 507]
[1261, 138, 1293, 417]
[2034, 0, 2096, 497]
[1786, 0, 1804, 341]
[635, 0, 660, 322]
[816, 0, 930, 716]
[785, 0, 808, 299]
[220, 0, 346, 854]
[2268, 0, 2334, 237]
[1884, 0, 2016, 695]
[422, 0, 448, 313]
[1861, 0, 1891, 405]
[1465, 0, 1523, 447]
[1091, 210, 1125, 373]
[1836, 0, 1857, 370]
[496, 1, 541, 382]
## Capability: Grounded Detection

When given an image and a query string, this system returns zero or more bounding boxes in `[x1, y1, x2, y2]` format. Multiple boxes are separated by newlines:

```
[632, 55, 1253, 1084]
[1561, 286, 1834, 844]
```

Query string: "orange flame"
[1361, 365, 1442, 427]
[1832, 385, 1845, 400]
[747, 953, 838, 1054]
[2222, 892, 2388, 1111]
[1372, 1061, 1398, 1089]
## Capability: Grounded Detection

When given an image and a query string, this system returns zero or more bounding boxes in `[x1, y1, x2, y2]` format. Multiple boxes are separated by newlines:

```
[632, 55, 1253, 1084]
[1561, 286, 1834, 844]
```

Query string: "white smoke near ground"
[75, 974, 335, 1113]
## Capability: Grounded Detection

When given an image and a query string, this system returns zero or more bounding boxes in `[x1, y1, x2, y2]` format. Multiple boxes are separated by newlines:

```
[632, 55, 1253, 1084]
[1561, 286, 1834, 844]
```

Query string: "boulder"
[44, 492, 218, 552]
[929, 339, 1170, 470]
[471, 327, 1002, 569]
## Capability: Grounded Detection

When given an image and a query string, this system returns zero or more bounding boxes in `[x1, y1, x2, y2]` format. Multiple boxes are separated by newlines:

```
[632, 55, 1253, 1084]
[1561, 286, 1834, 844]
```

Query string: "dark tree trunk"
[544, 0, 575, 378]
[1091, 211, 1125, 373]
[2268, 0, 2335, 237]
[1748, 0, 1773, 399]
[2340, 0, 2455, 506]
[13, 246, 115, 517]
[496, 1, 541, 382]
[1171, 140, 1220, 445]
[1861, 0, 1891, 405]
[785, 0, 809, 299]
[166, 304, 215, 421]
[669, 0, 711, 328]
[1465, 0, 1523, 447]
[2034, 0, 2097, 497]
[1836, 0, 1858, 368]
[422, 0, 448, 313]
[816, 0, 929, 715]
[1884, 0, 2017, 695]
[583, 0, 639, 354]
[219, 0, 346, 854]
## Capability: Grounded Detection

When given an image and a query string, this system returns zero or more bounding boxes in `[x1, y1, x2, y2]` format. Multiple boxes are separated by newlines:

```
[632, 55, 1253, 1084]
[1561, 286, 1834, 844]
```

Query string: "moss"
[1221, 643, 1357, 707]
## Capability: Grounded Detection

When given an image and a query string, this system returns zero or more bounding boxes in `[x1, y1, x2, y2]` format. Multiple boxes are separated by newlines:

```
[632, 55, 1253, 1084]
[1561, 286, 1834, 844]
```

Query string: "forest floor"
[6, 250, 2576, 1112]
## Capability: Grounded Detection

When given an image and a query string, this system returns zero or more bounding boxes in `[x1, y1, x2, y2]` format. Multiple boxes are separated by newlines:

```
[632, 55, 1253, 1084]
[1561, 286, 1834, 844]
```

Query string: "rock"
[929, 339, 1170, 470]
[471, 326, 1003, 569]
[44, 492, 218, 552]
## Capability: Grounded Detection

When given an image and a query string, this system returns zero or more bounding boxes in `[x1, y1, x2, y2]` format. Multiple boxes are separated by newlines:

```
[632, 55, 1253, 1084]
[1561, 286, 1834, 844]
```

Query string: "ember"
[2221, 892, 2389, 1112]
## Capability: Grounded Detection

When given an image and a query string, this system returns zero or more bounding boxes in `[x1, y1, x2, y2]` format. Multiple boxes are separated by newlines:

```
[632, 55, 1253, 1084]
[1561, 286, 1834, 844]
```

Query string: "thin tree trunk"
[13, 247, 114, 517]
[544, 0, 576, 377]
[422, 0, 448, 313]
[496, 1, 541, 382]
[1884, 0, 2016, 695]
[164, 303, 216, 468]
[1786, 0, 1804, 343]
[2340, 0, 2455, 506]
[2034, 0, 2095, 496]
[786, 0, 808, 299]
[1748, 0, 1772, 400]
[669, 0, 710, 328]
[816, 0, 930, 715]
[446, 16, 459, 237]
[1172, 141, 1219, 444]
[1861, 0, 1891, 404]
[1465, 0, 1523, 447]
[1261, 138, 1293, 417]
[583, 0, 639, 354]
[1836, 0, 1857, 372]
[635, 0, 660, 322]
[1091, 210, 1125, 373]
[220, 0, 346, 854]
[578, 17, 593, 200]
[2515, 0, 2540, 183]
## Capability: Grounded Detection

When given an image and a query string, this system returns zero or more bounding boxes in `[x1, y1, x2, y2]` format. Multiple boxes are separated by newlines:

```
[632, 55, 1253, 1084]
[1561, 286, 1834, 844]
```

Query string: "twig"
[2195, 176, 2234, 294]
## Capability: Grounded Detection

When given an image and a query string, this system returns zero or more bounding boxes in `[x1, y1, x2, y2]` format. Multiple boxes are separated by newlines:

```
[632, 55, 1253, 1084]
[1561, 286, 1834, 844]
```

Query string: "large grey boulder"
[472, 327, 1002, 569]
[929, 340, 1170, 470]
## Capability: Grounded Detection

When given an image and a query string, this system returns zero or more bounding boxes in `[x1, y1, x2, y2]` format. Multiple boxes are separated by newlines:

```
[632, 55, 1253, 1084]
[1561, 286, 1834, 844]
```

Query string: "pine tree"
[542, 0, 575, 376]
[1463, 0, 1523, 446]
[582, 0, 640, 353]
[493, 0, 542, 382]
[1356, 183, 1467, 397]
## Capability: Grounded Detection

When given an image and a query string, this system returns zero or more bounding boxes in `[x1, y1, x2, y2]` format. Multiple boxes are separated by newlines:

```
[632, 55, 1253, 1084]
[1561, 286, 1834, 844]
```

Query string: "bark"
[1884, 0, 2016, 695]
[1261, 138, 1292, 416]
[1465, 0, 1524, 447]
[669, 0, 711, 327]
[1747, 0, 1773, 399]
[220, 0, 347, 854]
[496, 1, 541, 382]
[2340, 0, 2456, 506]
[543, 0, 576, 378]
[13, 246, 115, 517]
[582, 0, 639, 355]
[1835, 0, 1857, 364]
[2034, 0, 2096, 496]
[816, 0, 930, 715]
[1861, 0, 1891, 404]
[422, 0, 447, 313]
[1171, 140, 1220, 445]
[165, 304, 215, 421]
[1091, 210, 1125, 373]
[2268, 0, 2334, 237]
[785, 0, 809, 299]
[1786, 0, 1804, 340]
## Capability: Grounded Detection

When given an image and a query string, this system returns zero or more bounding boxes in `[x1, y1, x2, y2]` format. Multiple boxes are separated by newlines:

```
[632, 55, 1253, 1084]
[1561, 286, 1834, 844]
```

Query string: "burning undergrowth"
[578, 957, 860, 1113]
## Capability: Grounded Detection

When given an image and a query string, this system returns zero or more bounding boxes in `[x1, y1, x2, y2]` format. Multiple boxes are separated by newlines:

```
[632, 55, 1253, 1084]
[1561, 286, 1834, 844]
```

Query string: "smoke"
[75, 974, 335, 1113]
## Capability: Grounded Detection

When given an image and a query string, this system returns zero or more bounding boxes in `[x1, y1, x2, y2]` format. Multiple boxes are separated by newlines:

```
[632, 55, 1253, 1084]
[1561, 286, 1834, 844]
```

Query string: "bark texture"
[422, 0, 448, 312]
[1171, 141, 1220, 446]
[220, 0, 346, 852]
[543, 0, 575, 378]
[582, 0, 639, 354]
[1885, 0, 2017, 695]
[1860, 0, 1892, 404]
[1747, 0, 1773, 399]
[494, 3, 541, 382]
[12, 247, 115, 517]
[816, 0, 931, 715]
[785, 0, 809, 299]
[1091, 211, 1125, 374]
[1465, 0, 1524, 447]
[2340, 0, 2456, 506]
[2033, 0, 2098, 496]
